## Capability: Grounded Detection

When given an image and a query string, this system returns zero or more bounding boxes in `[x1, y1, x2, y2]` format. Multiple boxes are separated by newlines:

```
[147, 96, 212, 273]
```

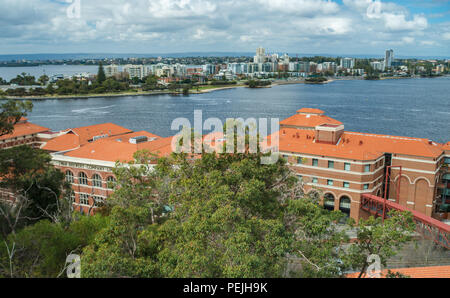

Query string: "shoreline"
[2, 75, 447, 100]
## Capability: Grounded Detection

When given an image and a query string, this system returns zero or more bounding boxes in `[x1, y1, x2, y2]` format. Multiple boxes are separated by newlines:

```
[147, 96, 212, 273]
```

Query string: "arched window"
[339, 196, 351, 216]
[323, 193, 335, 211]
[78, 172, 88, 185]
[65, 170, 74, 183]
[92, 174, 102, 188]
[106, 176, 116, 189]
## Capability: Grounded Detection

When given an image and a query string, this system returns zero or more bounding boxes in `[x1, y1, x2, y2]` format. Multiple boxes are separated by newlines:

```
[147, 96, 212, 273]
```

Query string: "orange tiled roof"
[64, 131, 174, 163]
[280, 113, 342, 129]
[443, 142, 450, 151]
[347, 265, 450, 278]
[42, 123, 132, 152]
[297, 108, 325, 114]
[0, 120, 49, 141]
[268, 127, 443, 161]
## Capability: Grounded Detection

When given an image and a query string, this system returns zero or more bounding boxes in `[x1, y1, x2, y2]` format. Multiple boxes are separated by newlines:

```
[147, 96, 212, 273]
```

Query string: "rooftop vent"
[92, 134, 109, 142]
[129, 136, 157, 144]
[129, 136, 149, 144]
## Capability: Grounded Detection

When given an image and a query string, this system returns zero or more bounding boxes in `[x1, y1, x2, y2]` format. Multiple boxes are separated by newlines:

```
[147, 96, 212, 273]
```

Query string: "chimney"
[314, 123, 344, 145]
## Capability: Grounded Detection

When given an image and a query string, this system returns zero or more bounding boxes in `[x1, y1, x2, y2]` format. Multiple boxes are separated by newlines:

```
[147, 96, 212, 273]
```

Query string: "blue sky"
[1, 0, 449, 57]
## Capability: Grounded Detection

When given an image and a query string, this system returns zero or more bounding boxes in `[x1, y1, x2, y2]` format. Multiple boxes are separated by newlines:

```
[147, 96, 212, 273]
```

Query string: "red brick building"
[7, 109, 449, 222]
[273, 108, 450, 222]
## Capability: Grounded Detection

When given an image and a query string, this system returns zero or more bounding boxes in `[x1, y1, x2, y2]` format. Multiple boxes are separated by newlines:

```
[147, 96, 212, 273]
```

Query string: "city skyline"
[1, 0, 449, 56]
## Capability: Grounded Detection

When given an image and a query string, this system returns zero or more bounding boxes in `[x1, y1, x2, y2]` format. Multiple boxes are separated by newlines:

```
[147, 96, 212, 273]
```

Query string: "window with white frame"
[92, 174, 102, 188]
[79, 194, 90, 206]
[106, 176, 116, 189]
[92, 196, 105, 208]
[65, 170, 74, 183]
[78, 172, 88, 185]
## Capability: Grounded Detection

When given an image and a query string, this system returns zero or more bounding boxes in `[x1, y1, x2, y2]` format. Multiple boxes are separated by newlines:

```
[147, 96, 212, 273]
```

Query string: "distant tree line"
[246, 80, 272, 88]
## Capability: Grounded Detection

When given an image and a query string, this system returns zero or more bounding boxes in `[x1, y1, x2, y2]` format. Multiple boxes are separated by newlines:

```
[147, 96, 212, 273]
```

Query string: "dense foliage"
[0, 103, 416, 278]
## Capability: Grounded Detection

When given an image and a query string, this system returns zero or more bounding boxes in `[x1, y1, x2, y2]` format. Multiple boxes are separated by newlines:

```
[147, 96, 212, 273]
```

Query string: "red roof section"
[297, 108, 325, 114]
[64, 131, 174, 163]
[267, 127, 444, 161]
[280, 113, 342, 129]
[0, 119, 49, 141]
[42, 123, 132, 152]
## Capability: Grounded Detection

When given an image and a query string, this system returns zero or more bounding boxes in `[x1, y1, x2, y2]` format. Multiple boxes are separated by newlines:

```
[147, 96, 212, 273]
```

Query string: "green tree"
[0, 146, 72, 236]
[343, 211, 415, 278]
[38, 75, 49, 86]
[97, 62, 106, 84]
[0, 99, 33, 137]
[0, 215, 108, 278]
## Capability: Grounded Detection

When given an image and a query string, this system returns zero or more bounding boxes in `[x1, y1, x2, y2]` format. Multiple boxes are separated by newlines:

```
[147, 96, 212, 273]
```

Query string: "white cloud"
[0, 0, 446, 56]
[402, 36, 415, 44]
[260, 0, 339, 15]
[148, 0, 217, 18]
[383, 13, 428, 31]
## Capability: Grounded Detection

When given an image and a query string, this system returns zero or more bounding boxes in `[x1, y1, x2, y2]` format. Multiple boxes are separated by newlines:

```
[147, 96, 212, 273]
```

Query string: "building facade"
[276, 108, 449, 222]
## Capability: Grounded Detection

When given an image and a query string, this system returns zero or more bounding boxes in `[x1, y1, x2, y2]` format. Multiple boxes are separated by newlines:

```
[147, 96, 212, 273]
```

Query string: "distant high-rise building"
[340, 58, 355, 69]
[123, 65, 145, 80]
[282, 53, 290, 65]
[254, 47, 266, 64]
[370, 61, 384, 71]
[105, 64, 119, 78]
[384, 49, 394, 69]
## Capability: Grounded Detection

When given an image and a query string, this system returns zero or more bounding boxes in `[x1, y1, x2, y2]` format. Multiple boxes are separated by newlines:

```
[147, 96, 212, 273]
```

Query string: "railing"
[361, 194, 450, 250]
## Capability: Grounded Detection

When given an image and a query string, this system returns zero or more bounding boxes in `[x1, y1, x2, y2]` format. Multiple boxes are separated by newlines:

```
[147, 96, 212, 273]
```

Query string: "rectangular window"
[344, 163, 351, 171]
[312, 159, 318, 167]
[312, 177, 318, 184]
[328, 161, 334, 168]
[79, 194, 90, 206]
[364, 184, 369, 190]
[364, 165, 370, 172]
[297, 175, 303, 181]
[343, 182, 350, 188]
[92, 196, 105, 208]
[297, 157, 303, 164]
[327, 179, 334, 186]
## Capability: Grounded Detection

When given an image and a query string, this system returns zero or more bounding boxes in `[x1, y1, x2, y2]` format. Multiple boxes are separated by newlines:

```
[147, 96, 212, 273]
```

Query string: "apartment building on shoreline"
[1, 110, 449, 221]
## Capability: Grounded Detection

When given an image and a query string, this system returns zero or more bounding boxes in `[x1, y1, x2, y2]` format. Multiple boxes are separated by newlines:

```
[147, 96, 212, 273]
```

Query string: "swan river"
[1, 66, 449, 143]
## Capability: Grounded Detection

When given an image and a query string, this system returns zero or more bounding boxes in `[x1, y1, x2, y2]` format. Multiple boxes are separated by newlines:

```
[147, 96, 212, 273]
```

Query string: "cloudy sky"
[1, 0, 449, 57]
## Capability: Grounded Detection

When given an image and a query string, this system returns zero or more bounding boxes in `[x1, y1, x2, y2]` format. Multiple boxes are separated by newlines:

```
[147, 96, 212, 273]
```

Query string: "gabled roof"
[274, 108, 446, 160]
[268, 127, 443, 161]
[0, 119, 49, 141]
[296, 108, 325, 114]
[64, 131, 173, 163]
[42, 123, 132, 152]
[280, 111, 342, 129]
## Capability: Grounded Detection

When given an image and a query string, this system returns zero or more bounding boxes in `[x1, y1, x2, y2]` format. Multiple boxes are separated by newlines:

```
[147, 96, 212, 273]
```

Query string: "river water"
[3, 72, 449, 143]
